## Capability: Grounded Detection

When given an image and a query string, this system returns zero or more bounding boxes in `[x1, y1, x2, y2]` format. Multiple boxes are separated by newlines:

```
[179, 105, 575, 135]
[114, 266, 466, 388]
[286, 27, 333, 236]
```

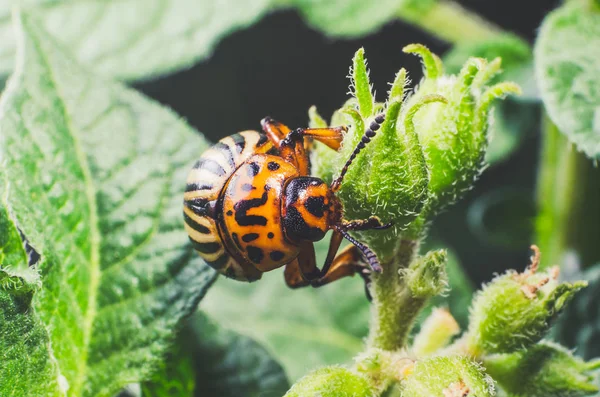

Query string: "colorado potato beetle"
[183, 114, 390, 288]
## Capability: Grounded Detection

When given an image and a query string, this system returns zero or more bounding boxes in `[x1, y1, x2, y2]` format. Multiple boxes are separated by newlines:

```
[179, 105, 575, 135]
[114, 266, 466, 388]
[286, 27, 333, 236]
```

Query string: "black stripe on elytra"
[206, 253, 228, 270]
[184, 198, 209, 215]
[214, 141, 236, 169]
[257, 133, 268, 147]
[185, 182, 213, 192]
[242, 233, 259, 243]
[234, 191, 269, 226]
[304, 196, 326, 218]
[270, 250, 285, 261]
[232, 133, 246, 154]
[246, 245, 264, 264]
[190, 239, 221, 254]
[183, 212, 211, 234]
[247, 161, 260, 177]
[194, 158, 227, 177]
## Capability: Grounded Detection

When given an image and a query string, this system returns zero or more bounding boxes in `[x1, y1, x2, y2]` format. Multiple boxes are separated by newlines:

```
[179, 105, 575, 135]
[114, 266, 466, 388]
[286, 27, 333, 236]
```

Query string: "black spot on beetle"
[270, 250, 285, 262]
[241, 183, 255, 192]
[227, 210, 233, 216]
[232, 133, 246, 154]
[267, 232, 274, 239]
[283, 206, 326, 242]
[248, 162, 260, 176]
[268, 161, 280, 171]
[242, 233, 259, 243]
[257, 133, 268, 147]
[304, 196, 326, 218]
[247, 245, 264, 264]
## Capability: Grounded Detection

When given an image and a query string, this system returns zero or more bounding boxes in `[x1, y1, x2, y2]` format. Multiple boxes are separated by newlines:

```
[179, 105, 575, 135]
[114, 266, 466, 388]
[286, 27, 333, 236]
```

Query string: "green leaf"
[0, 12, 216, 396]
[292, 0, 413, 38]
[534, 2, 600, 159]
[1, 202, 63, 396]
[0, 0, 270, 80]
[201, 239, 370, 382]
[1, 268, 65, 396]
[143, 312, 290, 397]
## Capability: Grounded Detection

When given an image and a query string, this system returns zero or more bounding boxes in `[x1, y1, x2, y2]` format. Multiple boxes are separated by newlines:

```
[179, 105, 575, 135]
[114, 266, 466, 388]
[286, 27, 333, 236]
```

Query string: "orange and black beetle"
[183, 115, 390, 288]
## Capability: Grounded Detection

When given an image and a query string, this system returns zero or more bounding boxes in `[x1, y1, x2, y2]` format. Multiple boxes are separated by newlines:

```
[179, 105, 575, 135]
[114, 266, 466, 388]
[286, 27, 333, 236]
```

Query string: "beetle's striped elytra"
[184, 116, 392, 289]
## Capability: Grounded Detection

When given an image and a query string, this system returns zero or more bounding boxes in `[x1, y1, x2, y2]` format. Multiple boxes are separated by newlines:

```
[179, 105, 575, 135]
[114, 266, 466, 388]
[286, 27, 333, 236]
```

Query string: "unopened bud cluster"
[310, 45, 520, 259]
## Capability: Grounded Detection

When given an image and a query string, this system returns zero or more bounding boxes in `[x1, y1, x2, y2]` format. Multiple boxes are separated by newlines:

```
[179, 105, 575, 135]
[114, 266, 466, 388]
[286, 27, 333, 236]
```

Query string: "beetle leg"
[284, 241, 321, 289]
[284, 258, 310, 288]
[261, 117, 347, 150]
[311, 245, 373, 300]
[260, 117, 291, 147]
[298, 126, 347, 151]
[284, 237, 373, 299]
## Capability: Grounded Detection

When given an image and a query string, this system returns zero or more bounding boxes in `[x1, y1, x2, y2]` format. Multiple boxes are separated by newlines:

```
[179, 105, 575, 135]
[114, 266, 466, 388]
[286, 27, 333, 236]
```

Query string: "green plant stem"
[535, 114, 600, 269]
[399, 0, 503, 45]
[368, 239, 421, 350]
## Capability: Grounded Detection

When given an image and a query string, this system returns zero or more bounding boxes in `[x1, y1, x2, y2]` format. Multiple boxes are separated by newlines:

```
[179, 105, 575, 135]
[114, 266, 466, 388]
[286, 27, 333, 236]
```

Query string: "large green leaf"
[534, 2, 600, 159]
[0, 11, 216, 397]
[0, 0, 270, 80]
[0, 0, 438, 82]
[1, 203, 63, 396]
[201, 239, 371, 382]
[142, 312, 289, 397]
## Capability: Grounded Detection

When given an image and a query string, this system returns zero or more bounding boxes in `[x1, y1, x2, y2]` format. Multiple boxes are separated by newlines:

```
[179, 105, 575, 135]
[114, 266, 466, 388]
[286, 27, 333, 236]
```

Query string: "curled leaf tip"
[403, 43, 442, 80]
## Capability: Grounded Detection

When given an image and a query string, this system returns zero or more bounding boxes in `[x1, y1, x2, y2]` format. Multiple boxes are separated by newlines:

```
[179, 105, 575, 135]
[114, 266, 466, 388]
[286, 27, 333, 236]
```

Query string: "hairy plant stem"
[399, 0, 503, 45]
[535, 115, 600, 269]
[368, 238, 421, 351]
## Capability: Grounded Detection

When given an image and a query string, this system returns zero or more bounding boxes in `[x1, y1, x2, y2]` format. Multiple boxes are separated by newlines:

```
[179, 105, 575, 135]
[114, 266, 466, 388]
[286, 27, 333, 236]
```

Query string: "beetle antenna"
[335, 226, 382, 273]
[330, 113, 385, 192]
